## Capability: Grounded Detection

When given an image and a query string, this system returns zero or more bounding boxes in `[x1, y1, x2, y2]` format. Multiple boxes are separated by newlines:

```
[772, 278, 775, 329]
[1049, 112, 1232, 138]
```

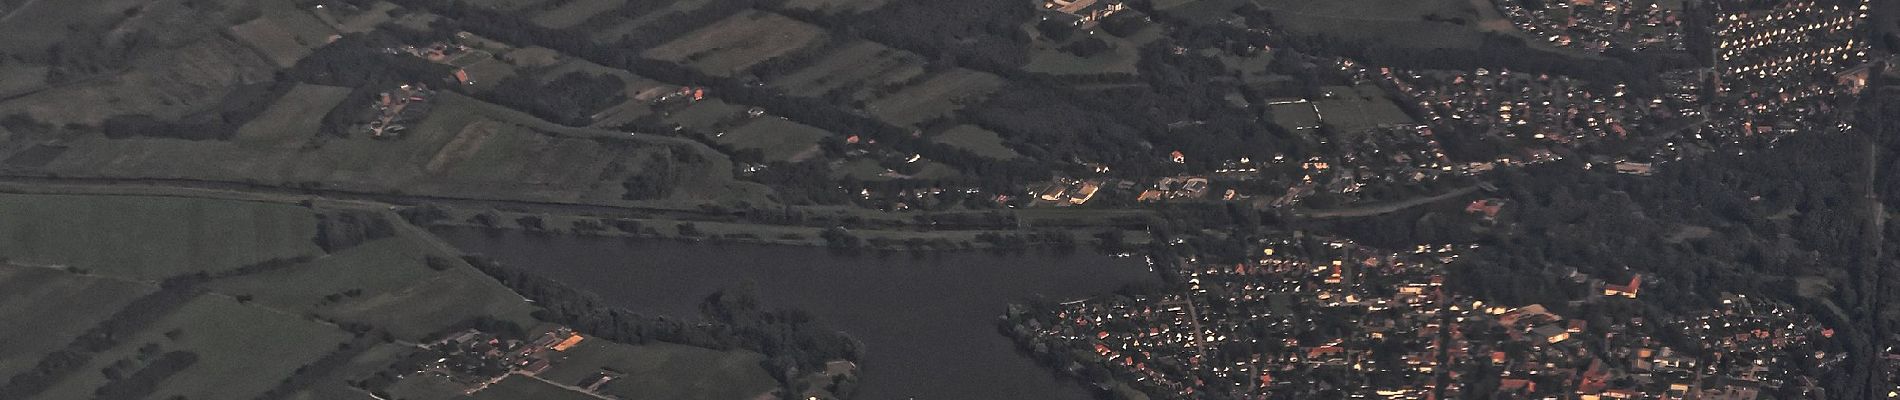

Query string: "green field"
[1314, 85, 1414, 132]
[0, 265, 154, 378]
[36, 295, 354, 400]
[538, 340, 780, 400]
[0, 194, 324, 280]
[717, 117, 832, 162]
[931, 125, 1018, 159]
[642, 10, 829, 77]
[766, 40, 926, 99]
[865, 69, 1005, 127]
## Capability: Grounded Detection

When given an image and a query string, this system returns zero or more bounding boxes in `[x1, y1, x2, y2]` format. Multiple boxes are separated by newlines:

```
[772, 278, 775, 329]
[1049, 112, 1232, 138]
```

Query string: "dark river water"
[435, 229, 1157, 400]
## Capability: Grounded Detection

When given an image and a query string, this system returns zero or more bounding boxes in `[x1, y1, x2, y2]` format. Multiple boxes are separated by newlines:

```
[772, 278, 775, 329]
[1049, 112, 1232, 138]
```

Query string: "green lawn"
[0, 265, 154, 378]
[0, 194, 324, 280]
[538, 340, 780, 400]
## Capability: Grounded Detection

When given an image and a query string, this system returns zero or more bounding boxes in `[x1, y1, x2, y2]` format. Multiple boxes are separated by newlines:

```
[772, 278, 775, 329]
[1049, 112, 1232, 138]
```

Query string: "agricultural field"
[312, 1, 402, 33]
[234, 83, 353, 146]
[467, 375, 600, 400]
[0, 37, 277, 126]
[781, 0, 889, 14]
[1252, 0, 1491, 50]
[864, 69, 1006, 127]
[0, 194, 324, 280]
[0, 0, 150, 56]
[461, 0, 551, 12]
[537, 340, 780, 400]
[228, 3, 338, 67]
[530, 0, 628, 29]
[207, 234, 539, 340]
[1025, 25, 1165, 75]
[0, 64, 48, 98]
[766, 40, 927, 100]
[663, 98, 751, 132]
[34, 295, 354, 400]
[642, 10, 830, 77]
[0, 265, 154, 378]
[931, 125, 1018, 159]
[589, 0, 716, 43]
[31, 92, 772, 208]
[230, 17, 318, 67]
[1314, 84, 1415, 132]
[1154, 0, 1253, 21]
[717, 117, 833, 162]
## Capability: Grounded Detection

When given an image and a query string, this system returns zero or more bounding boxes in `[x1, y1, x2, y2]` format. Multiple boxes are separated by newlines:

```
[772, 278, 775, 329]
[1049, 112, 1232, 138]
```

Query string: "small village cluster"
[1007, 235, 1842, 399]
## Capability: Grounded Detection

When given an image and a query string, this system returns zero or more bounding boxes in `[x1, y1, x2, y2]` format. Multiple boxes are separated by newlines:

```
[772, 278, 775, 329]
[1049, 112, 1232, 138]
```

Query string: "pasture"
[864, 69, 1005, 127]
[642, 11, 829, 77]
[0, 194, 323, 280]
[537, 340, 779, 400]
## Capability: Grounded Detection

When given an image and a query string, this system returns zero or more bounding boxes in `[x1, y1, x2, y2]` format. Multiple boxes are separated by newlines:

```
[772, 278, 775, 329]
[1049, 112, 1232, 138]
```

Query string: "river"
[434, 229, 1158, 400]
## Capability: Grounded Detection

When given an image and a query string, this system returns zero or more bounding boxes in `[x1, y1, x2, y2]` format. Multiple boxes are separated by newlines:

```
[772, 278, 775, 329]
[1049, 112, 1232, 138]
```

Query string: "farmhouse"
[1042, 0, 1125, 27]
